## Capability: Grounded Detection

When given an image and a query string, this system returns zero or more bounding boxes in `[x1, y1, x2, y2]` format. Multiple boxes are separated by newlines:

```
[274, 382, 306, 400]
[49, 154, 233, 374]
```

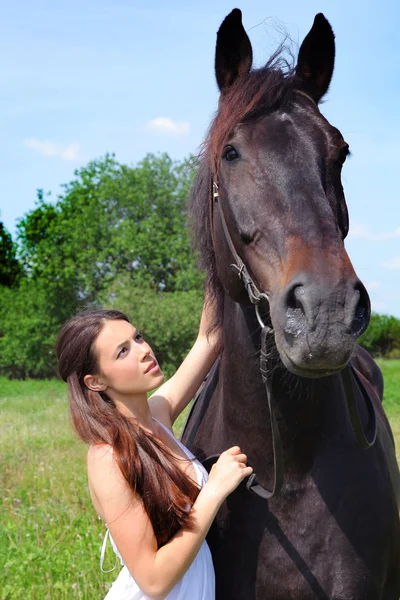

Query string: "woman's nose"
[139, 344, 151, 360]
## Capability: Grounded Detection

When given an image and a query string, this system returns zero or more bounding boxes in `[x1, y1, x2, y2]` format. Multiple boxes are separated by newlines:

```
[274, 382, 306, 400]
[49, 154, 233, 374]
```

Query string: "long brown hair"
[56, 309, 200, 547]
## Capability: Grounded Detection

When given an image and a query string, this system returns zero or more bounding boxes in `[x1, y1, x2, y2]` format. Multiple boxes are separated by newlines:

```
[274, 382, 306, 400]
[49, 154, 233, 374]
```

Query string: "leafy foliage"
[359, 313, 400, 358]
[16, 153, 201, 302]
[0, 280, 64, 379]
[1, 153, 204, 379]
[0, 222, 22, 287]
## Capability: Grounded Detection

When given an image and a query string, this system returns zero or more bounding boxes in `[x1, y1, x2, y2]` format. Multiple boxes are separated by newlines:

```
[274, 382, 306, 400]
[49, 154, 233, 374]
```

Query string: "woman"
[56, 300, 253, 600]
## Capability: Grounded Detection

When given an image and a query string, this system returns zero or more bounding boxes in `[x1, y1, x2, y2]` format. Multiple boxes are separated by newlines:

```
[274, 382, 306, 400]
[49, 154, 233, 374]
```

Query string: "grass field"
[0, 360, 399, 600]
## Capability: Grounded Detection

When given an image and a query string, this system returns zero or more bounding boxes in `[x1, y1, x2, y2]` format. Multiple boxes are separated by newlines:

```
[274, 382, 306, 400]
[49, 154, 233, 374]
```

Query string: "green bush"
[0, 279, 204, 380]
[359, 313, 400, 358]
[0, 281, 77, 379]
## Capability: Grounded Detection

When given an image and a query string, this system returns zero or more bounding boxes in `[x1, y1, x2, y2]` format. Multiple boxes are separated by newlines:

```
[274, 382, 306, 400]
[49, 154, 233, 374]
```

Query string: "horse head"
[191, 9, 370, 379]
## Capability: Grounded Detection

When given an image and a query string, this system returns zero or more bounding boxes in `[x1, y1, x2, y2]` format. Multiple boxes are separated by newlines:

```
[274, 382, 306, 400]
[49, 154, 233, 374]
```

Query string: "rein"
[205, 174, 377, 500]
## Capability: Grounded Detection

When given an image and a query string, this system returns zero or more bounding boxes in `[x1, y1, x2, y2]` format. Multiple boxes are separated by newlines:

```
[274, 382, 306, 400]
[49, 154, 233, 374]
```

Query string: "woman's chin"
[149, 371, 165, 390]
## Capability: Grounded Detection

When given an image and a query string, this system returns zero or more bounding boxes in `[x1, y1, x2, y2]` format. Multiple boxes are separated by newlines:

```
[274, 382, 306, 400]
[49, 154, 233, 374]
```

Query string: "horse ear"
[295, 13, 335, 103]
[215, 8, 253, 93]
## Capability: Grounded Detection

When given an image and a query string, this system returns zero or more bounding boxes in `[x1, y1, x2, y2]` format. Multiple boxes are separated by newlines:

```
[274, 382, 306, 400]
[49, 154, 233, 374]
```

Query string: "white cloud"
[348, 224, 400, 242]
[59, 142, 81, 161]
[382, 257, 400, 270]
[23, 138, 82, 161]
[145, 117, 190, 137]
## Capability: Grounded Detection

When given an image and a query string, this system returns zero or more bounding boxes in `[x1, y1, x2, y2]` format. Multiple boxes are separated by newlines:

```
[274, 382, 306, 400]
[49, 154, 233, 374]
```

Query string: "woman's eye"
[135, 332, 143, 342]
[117, 346, 128, 359]
[223, 145, 239, 162]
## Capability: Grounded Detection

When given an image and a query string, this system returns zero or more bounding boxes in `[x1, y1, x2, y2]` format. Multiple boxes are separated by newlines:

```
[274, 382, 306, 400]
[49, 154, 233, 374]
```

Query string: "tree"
[1, 152, 205, 379]
[359, 313, 400, 358]
[0, 280, 61, 378]
[0, 222, 22, 287]
[16, 153, 201, 308]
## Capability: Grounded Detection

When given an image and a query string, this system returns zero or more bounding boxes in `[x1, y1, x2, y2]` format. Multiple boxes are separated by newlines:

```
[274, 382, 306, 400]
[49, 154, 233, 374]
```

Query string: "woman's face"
[93, 319, 164, 397]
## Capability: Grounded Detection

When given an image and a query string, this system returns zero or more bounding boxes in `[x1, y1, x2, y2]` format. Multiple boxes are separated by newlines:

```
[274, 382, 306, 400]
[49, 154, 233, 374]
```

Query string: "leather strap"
[211, 177, 271, 307]
[245, 327, 284, 498]
[342, 364, 377, 449]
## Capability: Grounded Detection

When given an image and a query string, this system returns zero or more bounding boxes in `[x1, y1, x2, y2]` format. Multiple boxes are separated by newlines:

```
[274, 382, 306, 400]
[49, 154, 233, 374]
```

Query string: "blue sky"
[1, 0, 399, 317]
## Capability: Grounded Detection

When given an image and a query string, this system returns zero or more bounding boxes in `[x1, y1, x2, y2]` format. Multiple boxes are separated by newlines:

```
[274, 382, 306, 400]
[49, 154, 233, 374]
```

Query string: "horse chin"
[276, 340, 354, 379]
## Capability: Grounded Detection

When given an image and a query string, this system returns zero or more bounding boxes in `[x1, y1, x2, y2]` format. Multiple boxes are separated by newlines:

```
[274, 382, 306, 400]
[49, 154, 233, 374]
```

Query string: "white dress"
[100, 418, 215, 600]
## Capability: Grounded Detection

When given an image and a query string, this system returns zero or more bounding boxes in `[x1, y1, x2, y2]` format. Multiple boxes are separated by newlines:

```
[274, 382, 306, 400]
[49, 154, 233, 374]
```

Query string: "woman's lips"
[145, 360, 159, 374]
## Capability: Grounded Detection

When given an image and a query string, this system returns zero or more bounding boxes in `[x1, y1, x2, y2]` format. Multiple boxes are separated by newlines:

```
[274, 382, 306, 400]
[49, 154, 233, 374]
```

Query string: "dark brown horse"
[181, 9, 400, 600]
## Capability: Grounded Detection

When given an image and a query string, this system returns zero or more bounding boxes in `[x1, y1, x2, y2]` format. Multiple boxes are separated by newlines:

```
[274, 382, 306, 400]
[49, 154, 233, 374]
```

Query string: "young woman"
[56, 301, 253, 600]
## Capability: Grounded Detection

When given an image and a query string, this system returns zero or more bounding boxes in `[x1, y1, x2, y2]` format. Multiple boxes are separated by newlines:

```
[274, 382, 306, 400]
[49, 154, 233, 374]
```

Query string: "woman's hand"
[204, 446, 253, 502]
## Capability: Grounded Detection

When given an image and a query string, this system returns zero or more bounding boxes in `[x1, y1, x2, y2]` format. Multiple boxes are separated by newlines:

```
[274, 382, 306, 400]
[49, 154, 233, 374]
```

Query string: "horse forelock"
[189, 53, 295, 332]
[208, 65, 294, 170]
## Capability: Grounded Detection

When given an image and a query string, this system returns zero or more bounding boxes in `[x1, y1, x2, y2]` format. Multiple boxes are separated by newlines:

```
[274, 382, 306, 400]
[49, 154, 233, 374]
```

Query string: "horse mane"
[189, 51, 296, 332]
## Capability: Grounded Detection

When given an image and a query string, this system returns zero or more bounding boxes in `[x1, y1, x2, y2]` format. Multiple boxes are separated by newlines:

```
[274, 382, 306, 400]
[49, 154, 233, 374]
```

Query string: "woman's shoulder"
[87, 442, 114, 467]
[87, 443, 122, 486]
[87, 443, 133, 510]
[87, 443, 141, 524]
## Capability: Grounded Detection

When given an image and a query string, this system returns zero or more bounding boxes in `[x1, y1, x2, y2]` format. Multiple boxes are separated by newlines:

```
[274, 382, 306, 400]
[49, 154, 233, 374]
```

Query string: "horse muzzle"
[271, 274, 371, 378]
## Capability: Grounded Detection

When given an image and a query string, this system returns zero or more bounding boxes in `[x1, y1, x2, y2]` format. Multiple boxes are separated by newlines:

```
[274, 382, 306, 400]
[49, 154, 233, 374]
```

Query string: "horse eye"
[223, 145, 239, 162]
[240, 231, 253, 245]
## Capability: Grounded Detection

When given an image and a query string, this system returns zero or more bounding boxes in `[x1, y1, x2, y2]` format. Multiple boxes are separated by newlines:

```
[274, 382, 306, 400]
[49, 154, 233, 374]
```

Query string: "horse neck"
[220, 296, 346, 476]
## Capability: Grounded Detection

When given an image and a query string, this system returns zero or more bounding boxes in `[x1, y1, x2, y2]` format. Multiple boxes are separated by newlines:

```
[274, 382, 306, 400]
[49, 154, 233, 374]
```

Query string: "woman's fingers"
[225, 447, 252, 475]
[225, 448, 248, 463]
[235, 453, 247, 462]
[227, 446, 241, 455]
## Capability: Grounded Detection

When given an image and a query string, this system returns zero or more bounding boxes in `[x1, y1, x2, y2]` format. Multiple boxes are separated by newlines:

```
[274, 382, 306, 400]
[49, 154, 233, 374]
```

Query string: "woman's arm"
[88, 443, 250, 600]
[149, 294, 221, 425]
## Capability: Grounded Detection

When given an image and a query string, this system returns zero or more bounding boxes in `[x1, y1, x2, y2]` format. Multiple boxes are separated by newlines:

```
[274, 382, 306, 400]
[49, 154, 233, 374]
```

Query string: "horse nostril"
[351, 303, 367, 337]
[286, 285, 305, 312]
[284, 284, 307, 340]
[293, 286, 306, 311]
[351, 282, 370, 337]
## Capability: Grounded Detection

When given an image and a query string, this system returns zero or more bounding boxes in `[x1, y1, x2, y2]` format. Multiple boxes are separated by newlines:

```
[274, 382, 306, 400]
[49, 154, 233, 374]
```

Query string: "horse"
[181, 9, 400, 600]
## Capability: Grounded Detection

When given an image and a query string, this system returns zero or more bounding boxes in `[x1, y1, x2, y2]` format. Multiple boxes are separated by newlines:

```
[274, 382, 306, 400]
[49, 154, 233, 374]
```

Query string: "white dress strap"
[100, 527, 117, 573]
[153, 418, 208, 487]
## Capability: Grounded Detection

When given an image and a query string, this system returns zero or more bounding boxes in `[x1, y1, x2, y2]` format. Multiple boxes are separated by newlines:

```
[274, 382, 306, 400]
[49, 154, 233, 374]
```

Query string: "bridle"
[203, 156, 377, 500]
[211, 179, 271, 329]
[209, 175, 283, 499]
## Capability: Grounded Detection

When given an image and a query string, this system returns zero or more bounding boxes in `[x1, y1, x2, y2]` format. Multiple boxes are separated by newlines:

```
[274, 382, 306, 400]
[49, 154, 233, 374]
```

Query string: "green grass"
[0, 362, 399, 599]
[0, 378, 191, 600]
[376, 359, 400, 463]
